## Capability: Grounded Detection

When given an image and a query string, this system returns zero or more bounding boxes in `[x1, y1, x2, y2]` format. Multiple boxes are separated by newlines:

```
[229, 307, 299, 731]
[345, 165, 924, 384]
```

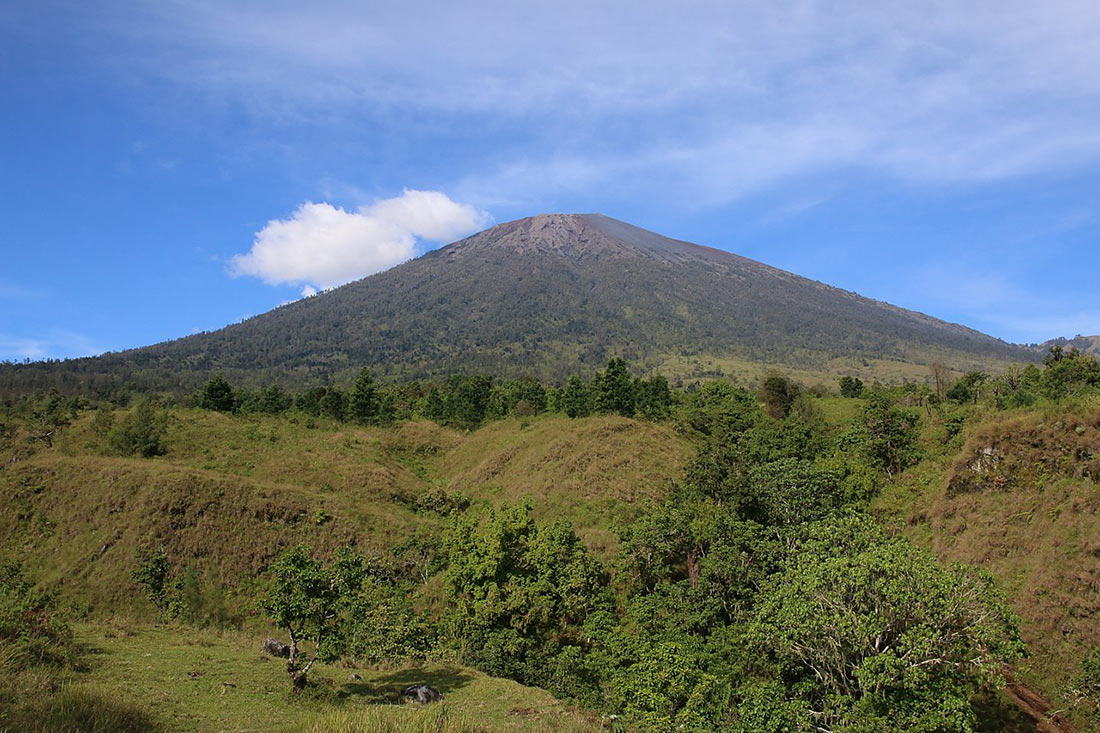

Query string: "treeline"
[190, 356, 672, 430]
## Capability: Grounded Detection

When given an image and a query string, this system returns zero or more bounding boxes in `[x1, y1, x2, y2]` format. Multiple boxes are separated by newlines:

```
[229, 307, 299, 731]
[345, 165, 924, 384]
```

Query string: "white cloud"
[230, 189, 490, 290]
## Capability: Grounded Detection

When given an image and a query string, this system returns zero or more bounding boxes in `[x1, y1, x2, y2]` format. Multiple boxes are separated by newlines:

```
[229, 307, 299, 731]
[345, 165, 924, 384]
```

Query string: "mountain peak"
[439, 212, 738, 266]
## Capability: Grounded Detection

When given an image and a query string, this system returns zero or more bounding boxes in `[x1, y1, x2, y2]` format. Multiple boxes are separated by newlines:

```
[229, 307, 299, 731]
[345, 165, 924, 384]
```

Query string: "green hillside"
[5, 349, 1100, 731]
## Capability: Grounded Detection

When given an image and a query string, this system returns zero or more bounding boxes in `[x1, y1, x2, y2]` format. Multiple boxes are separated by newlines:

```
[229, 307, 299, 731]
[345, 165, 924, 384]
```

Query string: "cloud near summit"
[231, 190, 489, 292]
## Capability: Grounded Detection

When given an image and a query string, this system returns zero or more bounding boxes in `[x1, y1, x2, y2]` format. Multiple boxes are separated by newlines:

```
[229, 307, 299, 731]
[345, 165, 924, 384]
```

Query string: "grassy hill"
[876, 397, 1100, 727]
[1, 408, 689, 616]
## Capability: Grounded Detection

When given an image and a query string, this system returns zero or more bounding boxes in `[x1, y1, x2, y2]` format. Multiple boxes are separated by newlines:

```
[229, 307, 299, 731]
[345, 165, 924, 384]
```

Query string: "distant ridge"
[0, 214, 1035, 394]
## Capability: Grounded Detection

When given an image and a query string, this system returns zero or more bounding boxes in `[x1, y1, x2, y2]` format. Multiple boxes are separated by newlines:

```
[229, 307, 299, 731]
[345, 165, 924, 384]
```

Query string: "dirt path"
[1003, 673, 1077, 733]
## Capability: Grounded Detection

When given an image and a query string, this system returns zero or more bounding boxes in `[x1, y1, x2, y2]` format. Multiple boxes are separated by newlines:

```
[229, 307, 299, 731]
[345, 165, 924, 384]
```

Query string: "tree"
[759, 373, 797, 419]
[929, 362, 951, 403]
[560, 376, 592, 418]
[595, 358, 636, 416]
[199, 374, 236, 412]
[107, 397, 168, 457]
[131, 545, 174, 615]
[858, 394, 919, 476]
[946, 371, 987, 404]
[637, 375, 672, 420]
[318, 387, 347, 420]
[1040, 348, 1100, 399]
[260, 545, 364, 691]
[744, 458, 846, 526]
[348, 368, 380, 424]
[750, 518, 1025, 731]
[257, 384, 292, 414]
[443, 502, 608, 690]
[838, 376, 864, 398]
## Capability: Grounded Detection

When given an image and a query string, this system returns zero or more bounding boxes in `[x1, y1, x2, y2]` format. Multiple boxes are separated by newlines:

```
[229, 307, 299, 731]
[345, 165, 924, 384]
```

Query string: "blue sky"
[2, 0, 1099, 361]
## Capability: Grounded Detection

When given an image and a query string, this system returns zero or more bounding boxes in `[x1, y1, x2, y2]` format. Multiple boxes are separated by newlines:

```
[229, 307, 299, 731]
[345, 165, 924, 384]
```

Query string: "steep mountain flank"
[1, 214, 1033, 393]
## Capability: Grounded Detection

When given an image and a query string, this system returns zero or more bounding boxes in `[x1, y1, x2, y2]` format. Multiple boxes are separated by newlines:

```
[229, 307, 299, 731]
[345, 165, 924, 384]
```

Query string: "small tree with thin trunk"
[260, 545, 364, 691]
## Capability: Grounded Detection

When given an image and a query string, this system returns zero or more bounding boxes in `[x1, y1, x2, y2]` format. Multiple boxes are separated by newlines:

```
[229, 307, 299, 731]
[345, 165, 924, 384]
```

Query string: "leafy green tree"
[418, 385, 445, 421]
[857, 394, 920, 476]
[749, 518, 1024, 732]
[743, 458, 846, 526]
[257, 384, 292, 413]
[441, 375, 493, 430]
[946, 370, 987, 404]
[487, 377, 548, 419]
[443, 502, 609, 693]
[1041, 348, 1100, 399]
[595, 357, 636, 416]
[637, 375, 672, 420]
[610, 642, 731, 731]
[838, 375, 864, 398]
[348, 368, 380, 424]
[260, 544, 365, 691]
[560, 376, 593, 418]
[107, 397, 168, 457]
[319, 387, 347, 420]
[759, 373, 798, 419]
[678, 381, 760, 439]
[198, 374, 236, 412]
[91, 402, 115, 436]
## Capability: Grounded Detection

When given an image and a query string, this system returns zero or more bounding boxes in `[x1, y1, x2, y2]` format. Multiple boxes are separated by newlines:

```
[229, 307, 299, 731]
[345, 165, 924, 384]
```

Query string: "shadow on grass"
[972, 687, 1045, 733]
[337, 667, 475, 704]
[7, 688, 163, 733]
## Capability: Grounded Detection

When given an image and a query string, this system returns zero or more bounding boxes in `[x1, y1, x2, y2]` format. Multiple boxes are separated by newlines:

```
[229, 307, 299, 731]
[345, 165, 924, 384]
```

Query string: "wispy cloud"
[91, 1, 1100, 204]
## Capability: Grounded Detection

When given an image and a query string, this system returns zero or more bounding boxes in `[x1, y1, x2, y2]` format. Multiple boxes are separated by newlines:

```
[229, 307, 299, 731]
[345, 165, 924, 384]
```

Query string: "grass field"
[0, 623, 599, 732]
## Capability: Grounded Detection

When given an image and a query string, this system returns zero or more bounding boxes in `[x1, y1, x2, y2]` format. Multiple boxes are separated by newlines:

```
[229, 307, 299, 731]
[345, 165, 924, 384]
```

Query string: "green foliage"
[349, 368, 381, 424]
[759, 373, 798, 419]
[438, 375, 493, 430]
[342, 576, 433, 665]
[743, 458, 846, 526]
[319, 387, 347, 420]
[487, 377, 548, 419]
[260, 544, 365, 691]
[1040, 347, 1100, 399]
[559, 376, 593, 418]
[198, 374, 236, 412]
[1071, 647, 1100, 724]
[107, 397, 168, 457]
[0, 559, 76, 672]
[594, 358, 636, 417]
[610, 642, 731, 731]
[946, 370, 987, 404]
[637, 375, 672, 420]
[130, 546, 173, 614]
[443, 502, 609, 696]
[749, 517, 1025, 732]
[256, 384, 292, 413]
[856, 393, 920, 476]
[839, 375, 865, 398]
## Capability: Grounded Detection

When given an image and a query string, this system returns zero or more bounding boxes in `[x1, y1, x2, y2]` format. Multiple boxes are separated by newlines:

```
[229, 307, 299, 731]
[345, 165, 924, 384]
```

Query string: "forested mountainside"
[0, 214, 1034, 396]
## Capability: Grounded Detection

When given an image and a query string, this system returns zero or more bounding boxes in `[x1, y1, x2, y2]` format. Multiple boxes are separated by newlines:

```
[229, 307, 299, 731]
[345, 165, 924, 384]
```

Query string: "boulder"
[402, 683, 443, 704]
[261, 638, 291, 658]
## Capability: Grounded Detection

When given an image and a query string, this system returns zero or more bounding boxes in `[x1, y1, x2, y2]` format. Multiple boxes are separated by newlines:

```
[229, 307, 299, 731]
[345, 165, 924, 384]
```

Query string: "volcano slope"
[0, 214, 1032, 395]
